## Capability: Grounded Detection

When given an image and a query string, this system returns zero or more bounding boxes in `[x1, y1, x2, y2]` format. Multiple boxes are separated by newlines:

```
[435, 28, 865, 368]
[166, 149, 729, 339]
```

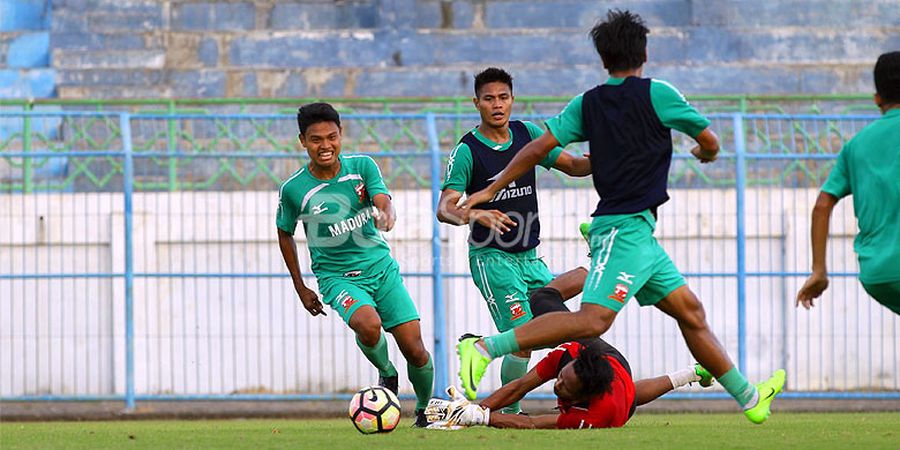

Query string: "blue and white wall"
[0, 0, 54, 98]
[1, 0, 899, 99]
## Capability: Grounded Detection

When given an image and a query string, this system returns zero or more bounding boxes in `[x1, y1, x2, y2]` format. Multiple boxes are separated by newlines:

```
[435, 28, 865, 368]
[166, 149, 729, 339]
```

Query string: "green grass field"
[2, 413, 898, 449]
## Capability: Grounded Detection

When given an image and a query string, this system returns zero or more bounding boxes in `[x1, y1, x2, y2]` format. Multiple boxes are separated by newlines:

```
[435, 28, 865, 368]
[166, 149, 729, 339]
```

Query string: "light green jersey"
[821, 108, 900, 283]
[277, 155, 393, 277]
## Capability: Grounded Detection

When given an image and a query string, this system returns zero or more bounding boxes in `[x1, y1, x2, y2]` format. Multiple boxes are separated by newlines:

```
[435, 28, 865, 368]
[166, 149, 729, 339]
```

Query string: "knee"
[353, 319, 383, 347]
[404, 345, 430, 367]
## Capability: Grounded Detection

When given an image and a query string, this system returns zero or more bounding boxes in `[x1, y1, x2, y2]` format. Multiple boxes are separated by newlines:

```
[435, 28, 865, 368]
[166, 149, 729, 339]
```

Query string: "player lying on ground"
[426, 290, 713, 429]
[277, 103, 433, 426]
[455, 9, 785, 424]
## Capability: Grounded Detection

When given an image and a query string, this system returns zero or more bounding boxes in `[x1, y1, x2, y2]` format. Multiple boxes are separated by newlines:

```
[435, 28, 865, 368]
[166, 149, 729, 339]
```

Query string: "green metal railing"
[0, 96, 879, 193]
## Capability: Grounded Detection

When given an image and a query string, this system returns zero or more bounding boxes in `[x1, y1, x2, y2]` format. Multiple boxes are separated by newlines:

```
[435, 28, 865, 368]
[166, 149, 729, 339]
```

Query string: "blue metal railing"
[0, 111, 897, 409]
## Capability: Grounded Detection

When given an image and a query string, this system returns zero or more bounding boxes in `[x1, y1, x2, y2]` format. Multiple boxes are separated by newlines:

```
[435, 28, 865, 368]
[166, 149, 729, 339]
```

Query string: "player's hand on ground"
[690, 145, 717, 163]
[469, 209, 516, 234]
[453, 404, 490, 426]
[459, 189, 495, 211]
[796, 272, 829, 309]
[297, 286, 326, 316]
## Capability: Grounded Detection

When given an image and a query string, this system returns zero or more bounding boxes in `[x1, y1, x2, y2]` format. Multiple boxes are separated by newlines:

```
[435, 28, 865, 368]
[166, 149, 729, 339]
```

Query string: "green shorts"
[861, 280, 900, 315]
[318, 258, 420, 330]
[469, 247, 555, 332]
[582, 210, 686, 312]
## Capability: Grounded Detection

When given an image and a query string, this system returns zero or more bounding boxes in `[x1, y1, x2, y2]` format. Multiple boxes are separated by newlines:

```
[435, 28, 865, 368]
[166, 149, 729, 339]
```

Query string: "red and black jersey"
[535, 341, 636, 429]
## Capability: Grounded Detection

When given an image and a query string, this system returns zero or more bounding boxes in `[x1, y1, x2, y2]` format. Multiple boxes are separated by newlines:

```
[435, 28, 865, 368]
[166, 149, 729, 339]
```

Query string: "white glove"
[452, 403, 490, 426]
[425, 385, 489, 428]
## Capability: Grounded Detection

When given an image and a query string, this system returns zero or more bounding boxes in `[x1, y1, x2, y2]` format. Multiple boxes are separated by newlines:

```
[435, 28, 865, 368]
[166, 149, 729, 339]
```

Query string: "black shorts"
[530, 287, 638, 418]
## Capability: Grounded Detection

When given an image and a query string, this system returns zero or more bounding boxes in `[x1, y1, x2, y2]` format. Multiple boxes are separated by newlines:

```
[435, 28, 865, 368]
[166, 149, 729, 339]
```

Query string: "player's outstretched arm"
[797, 191, 839, 308]
[461, 131, 560, 209]
[552, 151, 592, 177]
[480, 369, 545, 412]
[690, 127, 720, 163]
[372, 193, 396, 232]
[277, 228, 325, 316]
[488, 413, 559, 429]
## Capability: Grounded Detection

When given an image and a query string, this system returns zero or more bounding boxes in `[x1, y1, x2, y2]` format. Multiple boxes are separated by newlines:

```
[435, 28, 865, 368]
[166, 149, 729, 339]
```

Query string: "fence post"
[426, 113, 448, 396]
[167, 100, 177, 191]
[733, 113, 747, 373]
[120, 113, 136, 411]
[23, 103, 33, 193]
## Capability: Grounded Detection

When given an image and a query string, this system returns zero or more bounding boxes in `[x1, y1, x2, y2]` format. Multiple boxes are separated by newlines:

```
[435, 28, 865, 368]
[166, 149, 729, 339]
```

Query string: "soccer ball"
[348, 386, 401, 434]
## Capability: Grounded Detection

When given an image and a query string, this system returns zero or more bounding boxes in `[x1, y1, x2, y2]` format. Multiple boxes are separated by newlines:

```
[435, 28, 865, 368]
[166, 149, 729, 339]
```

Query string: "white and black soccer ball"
[348, 386, 401, 434]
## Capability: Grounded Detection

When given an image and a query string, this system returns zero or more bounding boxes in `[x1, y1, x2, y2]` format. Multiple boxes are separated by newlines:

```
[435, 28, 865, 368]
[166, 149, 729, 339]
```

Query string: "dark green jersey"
[821, 109, 900, 283]
[277, 155, 393, 277]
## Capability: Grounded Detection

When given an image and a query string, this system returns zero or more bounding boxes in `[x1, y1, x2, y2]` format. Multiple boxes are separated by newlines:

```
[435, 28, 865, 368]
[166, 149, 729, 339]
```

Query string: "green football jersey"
[821, 108, 900, 284]
[277, 155, 393, 277]
[546, 77, 711, 147]
[440, 120, 563, 193]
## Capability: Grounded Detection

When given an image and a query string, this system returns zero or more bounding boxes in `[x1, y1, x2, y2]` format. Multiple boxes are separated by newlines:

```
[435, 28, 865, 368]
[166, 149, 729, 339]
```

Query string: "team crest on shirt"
[509, 302, 527, 320]
[337, 290, 358, 312]
[608, 283, 629, 303]
[354, 181, 368, 203]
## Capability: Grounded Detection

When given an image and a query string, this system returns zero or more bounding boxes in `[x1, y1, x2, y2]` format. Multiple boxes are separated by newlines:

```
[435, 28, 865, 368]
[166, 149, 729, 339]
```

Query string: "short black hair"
[874, 51, 900, 104]
[474, 67, 513, 97]
[297, 102, 341, 135]
[572, 343, 616, 398]
[589, 9, 649, 72]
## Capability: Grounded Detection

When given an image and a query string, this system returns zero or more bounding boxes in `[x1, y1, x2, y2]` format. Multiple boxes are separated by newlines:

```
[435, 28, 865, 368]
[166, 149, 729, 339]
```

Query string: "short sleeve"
[545, 94, 587, 147]
[360, 155, 391, 198]
[276, 181, 301, 235]
[535, 343, 575, 382]
[440, 142, 473, 192]
[650, 79, 711, 138]
[821, 144, 851, 199]
[523, 121, 563, 169]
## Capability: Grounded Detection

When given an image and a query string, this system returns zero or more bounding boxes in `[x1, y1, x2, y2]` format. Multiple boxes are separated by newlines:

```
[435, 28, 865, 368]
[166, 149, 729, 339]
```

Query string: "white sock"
[667, 366, 701, 388]
[742, 388, 760, 411]
[475, 340, 493, 360]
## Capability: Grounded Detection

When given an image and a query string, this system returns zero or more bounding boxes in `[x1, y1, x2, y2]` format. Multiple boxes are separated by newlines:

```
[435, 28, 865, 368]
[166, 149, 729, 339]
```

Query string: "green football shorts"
[582, 210, 686, 312]
[469, 247, 555, 332]
[318, 258, 420, 330]
[861, 280, 900, 315]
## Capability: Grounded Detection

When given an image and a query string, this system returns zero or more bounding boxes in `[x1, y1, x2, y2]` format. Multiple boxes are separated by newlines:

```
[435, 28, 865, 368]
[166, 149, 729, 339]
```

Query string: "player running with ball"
[456, 10, 785, 424]
[277, 103, 433, 427]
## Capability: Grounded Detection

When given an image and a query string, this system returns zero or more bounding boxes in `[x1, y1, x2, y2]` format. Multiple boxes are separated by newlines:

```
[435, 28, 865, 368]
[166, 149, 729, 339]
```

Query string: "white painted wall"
[1, 188, 897, 397]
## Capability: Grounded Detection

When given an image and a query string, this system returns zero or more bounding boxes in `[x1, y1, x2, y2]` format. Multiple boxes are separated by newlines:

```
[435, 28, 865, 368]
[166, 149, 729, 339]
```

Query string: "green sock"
[407, 355, 434, 411]
[356, 333, 398, 378]
[483, 330, 520, 358]
[718, 367, 757, 408]
[500, 354, 529, 414]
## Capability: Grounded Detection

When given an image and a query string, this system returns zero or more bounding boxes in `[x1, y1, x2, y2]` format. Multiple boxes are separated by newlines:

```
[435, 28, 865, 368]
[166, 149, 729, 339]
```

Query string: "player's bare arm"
[461, 131, 560, 209]
[489, 412, 560, 429]
[372, 192, 396, 232]
[690, 127, 720, 163]
[437, 188, 517, 233]
[797, 191, 839, 308]
[277, 228, 325, 316]
[552, 151, 592, 177]
[481, 369, 545, 412]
